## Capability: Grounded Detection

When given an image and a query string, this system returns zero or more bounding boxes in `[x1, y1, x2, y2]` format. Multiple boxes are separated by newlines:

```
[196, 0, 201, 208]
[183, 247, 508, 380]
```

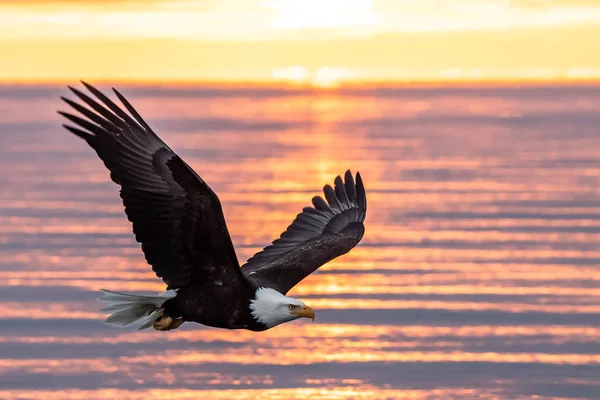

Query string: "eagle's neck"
[249, 287, 301, 328]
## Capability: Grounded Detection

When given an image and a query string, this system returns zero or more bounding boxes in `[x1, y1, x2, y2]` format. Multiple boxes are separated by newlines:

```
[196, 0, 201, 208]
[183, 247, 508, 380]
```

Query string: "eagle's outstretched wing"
[59, 82, 245, 290]
[242, 171, 367, 294]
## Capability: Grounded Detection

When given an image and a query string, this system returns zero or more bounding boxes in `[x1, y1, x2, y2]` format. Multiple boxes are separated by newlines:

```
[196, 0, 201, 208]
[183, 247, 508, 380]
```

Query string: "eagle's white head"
[250, 287, 315, 328]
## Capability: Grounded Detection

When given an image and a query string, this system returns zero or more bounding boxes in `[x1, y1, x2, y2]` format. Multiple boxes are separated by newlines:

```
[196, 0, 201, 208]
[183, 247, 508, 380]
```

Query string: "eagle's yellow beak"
[293, 305, 315, 321]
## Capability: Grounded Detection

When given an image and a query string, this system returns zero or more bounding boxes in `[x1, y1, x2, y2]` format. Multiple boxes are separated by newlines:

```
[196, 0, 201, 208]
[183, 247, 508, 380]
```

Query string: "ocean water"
[1, 83, 600, 400]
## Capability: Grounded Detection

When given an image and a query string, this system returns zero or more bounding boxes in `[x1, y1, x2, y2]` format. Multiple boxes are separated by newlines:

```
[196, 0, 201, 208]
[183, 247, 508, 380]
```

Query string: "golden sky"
[1, 0, 599, 84]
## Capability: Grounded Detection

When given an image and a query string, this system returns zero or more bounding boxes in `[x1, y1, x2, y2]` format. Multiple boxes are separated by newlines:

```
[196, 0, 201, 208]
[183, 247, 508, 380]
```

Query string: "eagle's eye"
[288, 304, 297, 310]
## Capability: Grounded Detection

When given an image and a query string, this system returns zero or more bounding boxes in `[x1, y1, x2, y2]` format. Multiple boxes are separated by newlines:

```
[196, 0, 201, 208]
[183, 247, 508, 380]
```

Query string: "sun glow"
[264, 0, 379, 29]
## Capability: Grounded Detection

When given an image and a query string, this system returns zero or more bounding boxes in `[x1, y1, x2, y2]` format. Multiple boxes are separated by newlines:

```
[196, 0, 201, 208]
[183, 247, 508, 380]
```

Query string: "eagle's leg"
[153, 315, 184, 331]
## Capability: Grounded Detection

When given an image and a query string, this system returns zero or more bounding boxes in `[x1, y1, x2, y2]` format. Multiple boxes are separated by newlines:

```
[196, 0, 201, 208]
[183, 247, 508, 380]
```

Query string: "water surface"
[1, 84, 600, 399]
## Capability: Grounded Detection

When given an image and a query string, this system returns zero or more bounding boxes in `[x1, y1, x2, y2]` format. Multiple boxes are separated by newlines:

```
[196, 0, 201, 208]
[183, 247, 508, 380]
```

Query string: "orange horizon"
[2, 76, 600, 88]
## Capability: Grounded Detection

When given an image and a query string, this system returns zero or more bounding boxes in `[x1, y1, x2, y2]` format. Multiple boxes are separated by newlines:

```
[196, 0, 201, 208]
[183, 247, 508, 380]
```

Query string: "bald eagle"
[59, 83, 367, 332]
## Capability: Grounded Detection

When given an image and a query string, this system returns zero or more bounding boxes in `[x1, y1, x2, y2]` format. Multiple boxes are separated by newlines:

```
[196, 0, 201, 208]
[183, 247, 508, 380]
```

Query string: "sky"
[1, 0, 599, 85]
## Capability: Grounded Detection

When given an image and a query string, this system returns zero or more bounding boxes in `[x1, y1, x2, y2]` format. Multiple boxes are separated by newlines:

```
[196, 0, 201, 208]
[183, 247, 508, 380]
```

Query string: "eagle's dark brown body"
[163, 281, 268, 331]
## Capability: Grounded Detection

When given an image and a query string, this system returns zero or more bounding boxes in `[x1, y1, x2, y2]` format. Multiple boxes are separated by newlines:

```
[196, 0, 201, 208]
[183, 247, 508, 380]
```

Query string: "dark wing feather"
[241, 171, 366, 294]
[59, 82, 245, 290]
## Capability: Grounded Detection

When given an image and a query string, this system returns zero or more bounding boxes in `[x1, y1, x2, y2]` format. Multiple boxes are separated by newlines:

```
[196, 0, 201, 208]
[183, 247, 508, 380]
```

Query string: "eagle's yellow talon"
[170, 317, 185, 330]
[153, 316, 184, 331]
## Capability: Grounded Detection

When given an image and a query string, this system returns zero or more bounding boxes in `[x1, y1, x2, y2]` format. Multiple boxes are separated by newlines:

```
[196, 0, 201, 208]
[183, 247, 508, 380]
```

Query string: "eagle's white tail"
[98, 289, 177, 330]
